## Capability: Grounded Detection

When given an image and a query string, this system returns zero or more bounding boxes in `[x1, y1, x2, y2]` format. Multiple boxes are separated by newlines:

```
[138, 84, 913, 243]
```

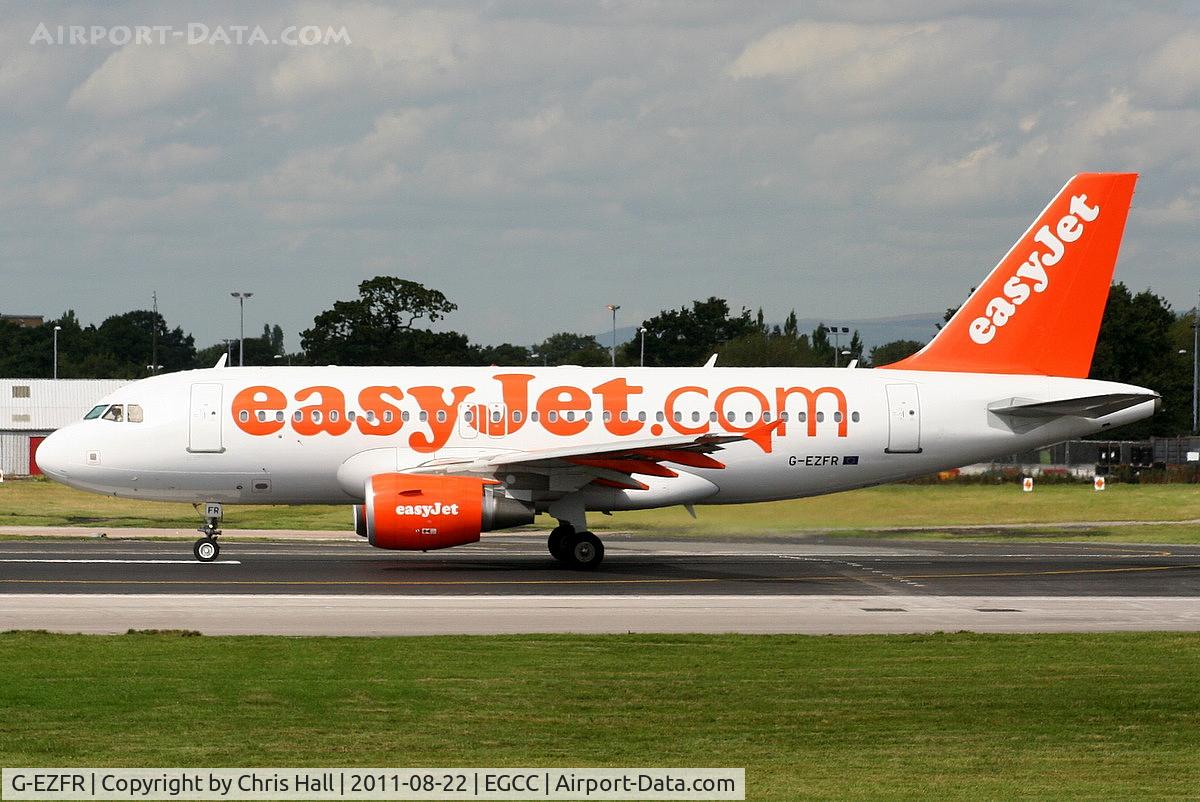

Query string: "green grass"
[1, 479, 1198, 541]
[1, 631, 1199, 800]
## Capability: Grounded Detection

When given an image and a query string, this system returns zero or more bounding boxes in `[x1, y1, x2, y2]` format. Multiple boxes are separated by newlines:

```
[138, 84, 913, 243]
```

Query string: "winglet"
[742, 418, 784, 453]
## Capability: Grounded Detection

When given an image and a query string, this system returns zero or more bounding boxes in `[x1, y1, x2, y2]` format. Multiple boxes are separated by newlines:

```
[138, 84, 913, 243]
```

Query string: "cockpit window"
[101, 404, 124, 422]
[127, 404, 144, 423]
[84, 405, 107, 420]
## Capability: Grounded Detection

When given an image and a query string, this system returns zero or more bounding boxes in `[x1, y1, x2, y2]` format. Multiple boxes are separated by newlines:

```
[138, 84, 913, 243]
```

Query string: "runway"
[1, 534, 1198, 634]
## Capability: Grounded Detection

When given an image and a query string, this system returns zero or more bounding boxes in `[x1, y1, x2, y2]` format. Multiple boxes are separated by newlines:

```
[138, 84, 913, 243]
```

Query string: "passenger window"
[491, 410, 502, 423]
[816, 411, 825, 422]
[655, 411, 664, 422]
[464, 410, 474, 423]
[833, 411, 843, 423]
[637, 411, 646, 422]
[530, 411, 540, 422]
[745, 411, 754, 423]
[852, 411, 860, 422]
[275, 411, 285, 422]
[102, 404, 124, 422]
[384, 410, 394, 423]
[547, 410, 559, 422]
[436, 410, 446, 423]
[691, 411, 700, 423]
[419, 411, 428, 423]
[293, 410, 303, 422]
[513, 410, 523, 423]
[256, 410, 267, 422]
[84, 405, 107, 420]
[240, 410, 251, 423]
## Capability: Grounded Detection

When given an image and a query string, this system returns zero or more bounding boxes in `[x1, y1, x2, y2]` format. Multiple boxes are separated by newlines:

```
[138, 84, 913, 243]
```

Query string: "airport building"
[0, 379, 128, 477]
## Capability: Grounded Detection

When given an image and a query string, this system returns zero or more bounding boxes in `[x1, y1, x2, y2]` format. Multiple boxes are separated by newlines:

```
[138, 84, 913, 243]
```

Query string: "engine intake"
[363, 473, 534, 551]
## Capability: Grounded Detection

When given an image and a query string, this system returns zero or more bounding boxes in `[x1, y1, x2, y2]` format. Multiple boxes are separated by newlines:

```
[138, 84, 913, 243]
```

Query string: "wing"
[403, 420, 782, 493]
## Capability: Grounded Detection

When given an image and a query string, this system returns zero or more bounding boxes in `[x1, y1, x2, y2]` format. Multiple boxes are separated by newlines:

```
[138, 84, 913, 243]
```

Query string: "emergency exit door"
[188, 383, 224, 453]
[885, 383, 921, 454]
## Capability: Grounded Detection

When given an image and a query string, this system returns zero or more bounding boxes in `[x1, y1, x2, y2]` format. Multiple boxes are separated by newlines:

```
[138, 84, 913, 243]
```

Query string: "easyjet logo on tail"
[969, 193, 1100, 345]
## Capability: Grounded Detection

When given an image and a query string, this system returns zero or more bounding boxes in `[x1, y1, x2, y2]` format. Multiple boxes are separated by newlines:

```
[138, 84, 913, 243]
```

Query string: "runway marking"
[897, 563, 1200, 580]
[0, 559, 242, 565]
[2, 562, 1196, 590]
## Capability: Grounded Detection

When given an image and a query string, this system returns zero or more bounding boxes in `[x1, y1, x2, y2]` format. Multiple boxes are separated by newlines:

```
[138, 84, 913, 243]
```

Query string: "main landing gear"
[548, 524, 604, 570]
[193, 506, 222, 563]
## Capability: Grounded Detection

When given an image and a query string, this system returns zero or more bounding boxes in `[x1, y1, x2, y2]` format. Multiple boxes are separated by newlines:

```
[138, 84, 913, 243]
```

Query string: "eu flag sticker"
[843, 455, 860, 465]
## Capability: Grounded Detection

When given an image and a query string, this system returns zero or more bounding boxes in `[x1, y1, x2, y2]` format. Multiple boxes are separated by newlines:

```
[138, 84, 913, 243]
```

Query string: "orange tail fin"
[887, 173, 1138, 377]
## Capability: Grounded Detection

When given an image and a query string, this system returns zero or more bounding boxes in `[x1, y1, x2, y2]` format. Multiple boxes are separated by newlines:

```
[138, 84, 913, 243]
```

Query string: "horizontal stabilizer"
[988, 393, 1159, 419]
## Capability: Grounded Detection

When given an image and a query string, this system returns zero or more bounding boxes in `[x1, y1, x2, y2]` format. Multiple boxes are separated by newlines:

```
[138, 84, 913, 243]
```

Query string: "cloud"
[0, 1, 1198, 350]
[67, 44, 236, 116]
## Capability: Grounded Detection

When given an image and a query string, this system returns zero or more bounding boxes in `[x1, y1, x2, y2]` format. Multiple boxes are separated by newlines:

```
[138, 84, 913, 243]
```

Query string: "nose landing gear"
[192, 502, 223, 563]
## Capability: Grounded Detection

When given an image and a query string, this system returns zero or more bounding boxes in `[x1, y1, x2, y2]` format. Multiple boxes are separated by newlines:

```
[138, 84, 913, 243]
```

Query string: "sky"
[2, 1, 1199, 351]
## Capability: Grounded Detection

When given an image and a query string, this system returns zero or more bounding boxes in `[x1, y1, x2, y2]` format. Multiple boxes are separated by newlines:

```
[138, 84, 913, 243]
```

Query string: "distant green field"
[2, 631, 1198, 801]
[1, 478, 1197, 542]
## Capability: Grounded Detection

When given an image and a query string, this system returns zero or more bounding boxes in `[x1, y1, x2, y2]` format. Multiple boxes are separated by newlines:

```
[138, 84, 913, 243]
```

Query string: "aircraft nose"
[35, 429, 72, 478]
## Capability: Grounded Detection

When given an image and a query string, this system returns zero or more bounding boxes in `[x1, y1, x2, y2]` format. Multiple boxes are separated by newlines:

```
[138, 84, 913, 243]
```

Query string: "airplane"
[35, 172, 1158, 568]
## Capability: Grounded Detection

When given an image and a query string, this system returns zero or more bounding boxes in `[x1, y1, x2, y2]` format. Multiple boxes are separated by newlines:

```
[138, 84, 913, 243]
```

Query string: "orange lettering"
[775, 386, 848, 437]
[664, 386, 709, 435]
[407, 385, 473, 452]
[715, 386, 770, 433]
[292, 386, 352, 436]
[593, 377, 644, 436]
[357, 386, 404, 436]
[231, 386, 287, 436]
[536, 386, 590, 436]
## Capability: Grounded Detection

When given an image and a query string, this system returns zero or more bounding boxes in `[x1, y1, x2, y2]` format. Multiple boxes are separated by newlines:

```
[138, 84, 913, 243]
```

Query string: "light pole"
[222, 338, 235, 365]
[52, 325, 62, 379]
[606, 304, 620, 367]
[1192, 292, 1198, 433]
[820, 325, 851, 367]
[230, 292, 253, 366]
[638, 327, 646, 367]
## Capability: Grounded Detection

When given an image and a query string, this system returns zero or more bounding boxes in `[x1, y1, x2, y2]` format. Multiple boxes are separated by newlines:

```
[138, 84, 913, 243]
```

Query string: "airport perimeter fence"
[934, 436, 1200, 484]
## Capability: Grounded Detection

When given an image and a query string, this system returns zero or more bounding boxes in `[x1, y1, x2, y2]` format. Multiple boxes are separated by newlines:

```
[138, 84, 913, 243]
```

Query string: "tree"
[476, 342, 533, 366]
[622, 297, 756, 367]
[1090, 283, 1191, 437]
[869, 339, 925, 367]
[95, 311, 196, 376]
[721, 307, 819, 367]
[533, 333, 610, 366]
[300, 277, 472, 365]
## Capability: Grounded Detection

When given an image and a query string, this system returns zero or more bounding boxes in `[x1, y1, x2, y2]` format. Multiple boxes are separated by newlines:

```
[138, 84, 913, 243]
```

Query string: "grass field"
[2, 631, 1198, 800]
[3, 478, 1197, 541]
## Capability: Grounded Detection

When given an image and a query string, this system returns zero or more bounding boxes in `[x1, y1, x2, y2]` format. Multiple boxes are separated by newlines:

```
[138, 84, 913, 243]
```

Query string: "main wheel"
[562, 531, 604, 570]
[547, 525, 573, 561]
[193, 537, 219, 562]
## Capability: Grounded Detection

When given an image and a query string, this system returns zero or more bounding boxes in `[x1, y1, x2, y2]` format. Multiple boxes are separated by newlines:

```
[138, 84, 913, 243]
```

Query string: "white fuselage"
[36, 366, 1157, 513]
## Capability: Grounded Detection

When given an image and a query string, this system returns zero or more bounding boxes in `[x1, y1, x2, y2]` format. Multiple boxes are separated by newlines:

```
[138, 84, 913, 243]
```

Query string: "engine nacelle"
[362, 473, 534, 551]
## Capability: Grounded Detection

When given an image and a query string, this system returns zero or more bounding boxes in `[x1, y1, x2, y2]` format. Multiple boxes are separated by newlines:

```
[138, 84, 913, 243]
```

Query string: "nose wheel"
[193, 537, 219, 562]
[192, 503, 223, 563]
[548, 525, 604, 570]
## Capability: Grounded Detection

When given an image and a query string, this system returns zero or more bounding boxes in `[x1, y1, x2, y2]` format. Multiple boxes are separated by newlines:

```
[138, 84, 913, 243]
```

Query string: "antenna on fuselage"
[702, 354, 718, 368]
[214, 353, 228, 369]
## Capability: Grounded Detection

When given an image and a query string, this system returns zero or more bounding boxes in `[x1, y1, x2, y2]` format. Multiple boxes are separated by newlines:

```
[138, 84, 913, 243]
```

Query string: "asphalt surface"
[0, 534, 1198, 597]
[2, 535, 1198, 634]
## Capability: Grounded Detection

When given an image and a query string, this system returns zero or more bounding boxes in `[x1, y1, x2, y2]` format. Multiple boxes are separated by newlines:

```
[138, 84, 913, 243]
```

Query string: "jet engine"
[360, 473, 534, 551]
